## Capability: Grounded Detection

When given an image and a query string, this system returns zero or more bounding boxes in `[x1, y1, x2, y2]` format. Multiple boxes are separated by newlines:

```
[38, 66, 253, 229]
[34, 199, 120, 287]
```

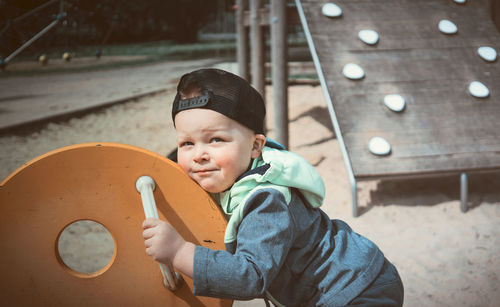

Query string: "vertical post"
[271, 0, 288, 148]
[460, 173, 468, 213]
[351, 178, 358, 217]
[236, 0, 249, 80]
[215, 0, 222, 58]
[250, 0, 265, 104]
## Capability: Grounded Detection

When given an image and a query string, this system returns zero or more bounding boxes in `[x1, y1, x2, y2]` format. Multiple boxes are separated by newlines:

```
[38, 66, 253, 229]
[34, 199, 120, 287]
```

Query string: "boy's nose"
[193, 146, 209, 162]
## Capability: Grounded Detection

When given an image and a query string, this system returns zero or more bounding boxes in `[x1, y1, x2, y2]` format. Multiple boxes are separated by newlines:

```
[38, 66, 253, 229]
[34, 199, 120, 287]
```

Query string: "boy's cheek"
[180, 165, 190, 176]
[176, 156, 191, 174]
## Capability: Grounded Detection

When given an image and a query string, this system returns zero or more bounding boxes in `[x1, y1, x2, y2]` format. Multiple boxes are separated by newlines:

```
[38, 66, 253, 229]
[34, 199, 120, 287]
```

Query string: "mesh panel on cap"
[194, 69, 240, 117]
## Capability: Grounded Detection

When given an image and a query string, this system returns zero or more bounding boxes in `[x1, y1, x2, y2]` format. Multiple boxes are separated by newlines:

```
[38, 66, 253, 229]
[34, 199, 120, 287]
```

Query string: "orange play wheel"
[0, 143, 230, 306]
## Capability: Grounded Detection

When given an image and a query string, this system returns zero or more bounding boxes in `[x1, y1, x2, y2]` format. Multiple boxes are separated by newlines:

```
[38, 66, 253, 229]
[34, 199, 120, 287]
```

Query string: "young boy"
[142, 68, 404, 306]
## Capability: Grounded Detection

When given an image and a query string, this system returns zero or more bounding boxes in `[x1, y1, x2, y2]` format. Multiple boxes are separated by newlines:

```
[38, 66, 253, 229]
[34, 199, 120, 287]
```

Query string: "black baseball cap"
[172, 68, 266, 134]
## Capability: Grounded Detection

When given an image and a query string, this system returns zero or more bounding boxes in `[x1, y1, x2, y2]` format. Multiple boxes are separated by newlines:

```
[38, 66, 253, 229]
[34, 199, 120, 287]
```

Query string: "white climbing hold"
[368, 137, 391, 156]
[358, 30, 379, 45]
[453, 0, 466, 4]
[384, 95, 406, 112]
[468, 81, 490, 98]
[322, 3, 342, 18]
[342, 63, 365, 80]
[438, 19, 458, 34]
[477, 46, 497, 62]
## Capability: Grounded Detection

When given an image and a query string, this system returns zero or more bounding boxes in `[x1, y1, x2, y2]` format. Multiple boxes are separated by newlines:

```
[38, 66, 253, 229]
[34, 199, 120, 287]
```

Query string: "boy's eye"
[180, 141, 194, 147]
[210, 137, 224, 143]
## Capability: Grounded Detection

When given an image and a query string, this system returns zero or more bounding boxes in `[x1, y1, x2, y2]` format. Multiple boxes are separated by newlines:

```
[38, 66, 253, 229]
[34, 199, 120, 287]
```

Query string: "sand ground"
[1, 73, 499, 306]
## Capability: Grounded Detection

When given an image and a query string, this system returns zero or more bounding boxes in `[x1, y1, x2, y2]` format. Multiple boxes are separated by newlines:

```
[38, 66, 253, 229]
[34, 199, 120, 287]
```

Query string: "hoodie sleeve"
[193, 188, 295, 299]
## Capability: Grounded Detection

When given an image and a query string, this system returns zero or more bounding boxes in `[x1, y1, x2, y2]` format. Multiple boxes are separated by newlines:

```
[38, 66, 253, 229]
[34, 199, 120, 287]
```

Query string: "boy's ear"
[251, 134, 267, 159]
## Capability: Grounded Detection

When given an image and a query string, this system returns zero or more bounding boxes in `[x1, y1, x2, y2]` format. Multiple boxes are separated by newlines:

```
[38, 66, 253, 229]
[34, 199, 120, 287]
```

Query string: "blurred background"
[0, 0, 311, 71]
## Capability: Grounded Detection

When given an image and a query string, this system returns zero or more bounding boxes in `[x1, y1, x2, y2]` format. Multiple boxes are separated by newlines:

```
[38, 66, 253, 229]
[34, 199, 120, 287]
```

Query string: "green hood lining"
[218, 146, 326, 243]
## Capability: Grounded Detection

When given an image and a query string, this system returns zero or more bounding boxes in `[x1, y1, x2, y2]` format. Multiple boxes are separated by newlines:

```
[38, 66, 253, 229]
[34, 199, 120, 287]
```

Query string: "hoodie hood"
[219, 145, 325, 243]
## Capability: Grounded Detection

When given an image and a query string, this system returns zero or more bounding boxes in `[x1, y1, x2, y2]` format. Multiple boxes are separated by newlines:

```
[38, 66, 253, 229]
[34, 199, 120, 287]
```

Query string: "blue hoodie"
[193, 145, 385, 306]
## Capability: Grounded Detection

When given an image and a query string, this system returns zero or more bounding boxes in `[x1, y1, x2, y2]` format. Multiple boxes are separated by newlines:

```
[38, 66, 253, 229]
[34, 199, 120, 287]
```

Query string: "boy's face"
[175, 108, 265, 193]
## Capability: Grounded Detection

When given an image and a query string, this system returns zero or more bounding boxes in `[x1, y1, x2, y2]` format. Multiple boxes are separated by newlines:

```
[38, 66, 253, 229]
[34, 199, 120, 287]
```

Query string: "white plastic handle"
[136, 176, 182, 291]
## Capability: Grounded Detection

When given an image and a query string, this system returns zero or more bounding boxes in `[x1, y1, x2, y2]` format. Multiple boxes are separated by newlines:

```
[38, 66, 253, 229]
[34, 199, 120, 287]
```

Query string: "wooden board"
[0, 143, 230, 306]
[298, 0, 500, 179]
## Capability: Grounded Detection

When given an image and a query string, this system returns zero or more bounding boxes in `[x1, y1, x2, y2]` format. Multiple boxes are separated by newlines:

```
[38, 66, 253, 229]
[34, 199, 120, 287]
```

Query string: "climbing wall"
[297, 0, 500, 179]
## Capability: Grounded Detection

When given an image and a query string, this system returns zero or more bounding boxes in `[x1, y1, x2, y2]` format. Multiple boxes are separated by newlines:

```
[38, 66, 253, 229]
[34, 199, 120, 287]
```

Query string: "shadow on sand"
[366, 172, 500, 211]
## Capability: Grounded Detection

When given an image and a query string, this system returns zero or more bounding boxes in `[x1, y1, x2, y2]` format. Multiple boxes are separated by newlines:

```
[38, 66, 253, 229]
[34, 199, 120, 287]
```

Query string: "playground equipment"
[0, 0, 66, 67]
[235, 0, 297, 148]
[0, 0, 121, 67]
[239, 0, 500, 216]
[294, 0, 500, 216]
[0, 143, 231, 306]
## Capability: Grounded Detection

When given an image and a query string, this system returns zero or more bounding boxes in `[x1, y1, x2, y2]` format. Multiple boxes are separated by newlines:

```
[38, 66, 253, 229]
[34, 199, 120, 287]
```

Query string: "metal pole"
[236, 0, 249, 80]
[4, 19, 60, 63]
[351, 179, 358, 217]
[250, 0, 265, 102]
[59, 0, 65, 16]
[271, 0, 289, 148]
[460, 172, 468, 213]
[295, 0, 359, 216]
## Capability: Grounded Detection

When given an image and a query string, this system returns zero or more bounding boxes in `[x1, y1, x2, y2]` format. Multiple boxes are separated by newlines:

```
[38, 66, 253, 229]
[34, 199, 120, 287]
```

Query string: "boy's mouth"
[194, 169, 217, 176]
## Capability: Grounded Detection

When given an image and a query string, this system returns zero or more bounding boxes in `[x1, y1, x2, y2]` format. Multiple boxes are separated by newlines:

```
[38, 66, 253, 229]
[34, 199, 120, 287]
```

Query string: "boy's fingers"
[142, 217, 159, 229]
[142, 228, 156, 240]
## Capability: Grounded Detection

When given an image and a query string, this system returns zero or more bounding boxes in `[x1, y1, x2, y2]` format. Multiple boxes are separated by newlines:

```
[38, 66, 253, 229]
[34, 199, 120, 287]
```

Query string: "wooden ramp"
[295, 0, 500, 215]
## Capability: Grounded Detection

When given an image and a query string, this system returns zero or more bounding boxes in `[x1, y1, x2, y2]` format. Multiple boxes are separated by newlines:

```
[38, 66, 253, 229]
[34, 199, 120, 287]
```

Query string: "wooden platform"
[297, 0, 500, 180]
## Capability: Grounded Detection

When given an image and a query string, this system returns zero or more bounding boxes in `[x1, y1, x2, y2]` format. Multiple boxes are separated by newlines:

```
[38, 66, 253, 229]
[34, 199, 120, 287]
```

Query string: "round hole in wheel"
[56, 220, 116, 278]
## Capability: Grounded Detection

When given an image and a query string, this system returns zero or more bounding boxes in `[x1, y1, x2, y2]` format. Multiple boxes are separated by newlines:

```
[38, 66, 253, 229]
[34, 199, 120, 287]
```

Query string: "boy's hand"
[142, 218, 185, 265]
[142, 218, 195, 277]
